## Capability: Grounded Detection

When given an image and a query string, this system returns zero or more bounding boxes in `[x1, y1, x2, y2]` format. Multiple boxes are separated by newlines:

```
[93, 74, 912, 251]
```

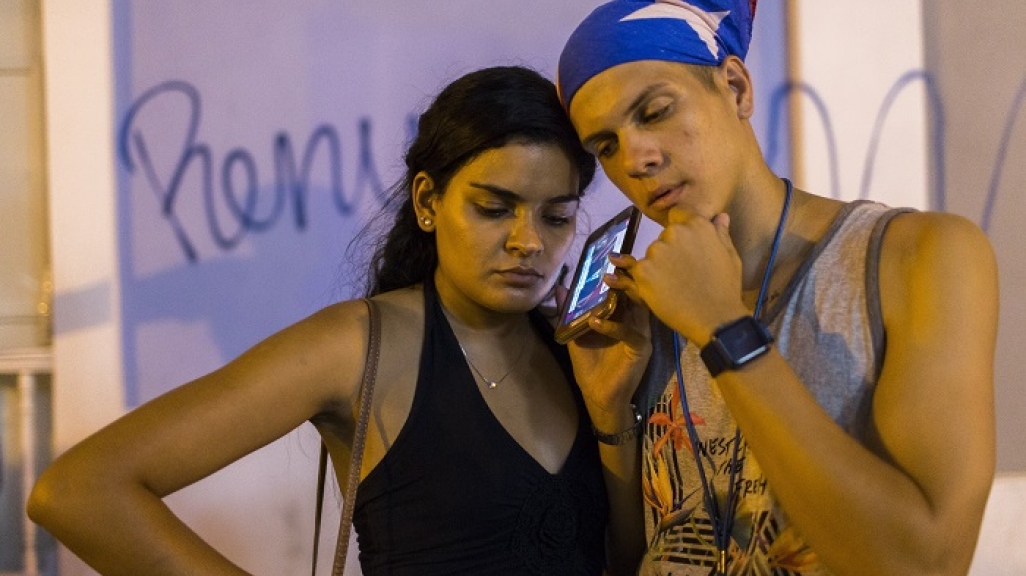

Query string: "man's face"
[569, 59, 749, 226]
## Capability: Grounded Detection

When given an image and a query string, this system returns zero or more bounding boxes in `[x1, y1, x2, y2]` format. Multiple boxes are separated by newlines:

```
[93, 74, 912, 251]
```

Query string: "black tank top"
[352, 279, 608, 575]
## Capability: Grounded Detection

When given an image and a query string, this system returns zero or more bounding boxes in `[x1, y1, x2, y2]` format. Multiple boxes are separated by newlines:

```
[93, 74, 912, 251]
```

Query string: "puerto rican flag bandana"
[557, 0, 757, 110]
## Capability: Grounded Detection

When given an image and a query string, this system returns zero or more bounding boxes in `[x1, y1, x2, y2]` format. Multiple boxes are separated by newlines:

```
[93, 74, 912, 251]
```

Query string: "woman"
[28, 66, 613, 575]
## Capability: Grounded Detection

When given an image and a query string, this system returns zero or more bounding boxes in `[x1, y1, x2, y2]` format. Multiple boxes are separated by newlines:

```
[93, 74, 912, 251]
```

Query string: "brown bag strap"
[312, 297, 381, 576]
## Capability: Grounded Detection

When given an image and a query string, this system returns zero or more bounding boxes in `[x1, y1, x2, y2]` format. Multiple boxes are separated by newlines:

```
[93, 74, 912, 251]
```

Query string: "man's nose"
[622, 130, 663, 178]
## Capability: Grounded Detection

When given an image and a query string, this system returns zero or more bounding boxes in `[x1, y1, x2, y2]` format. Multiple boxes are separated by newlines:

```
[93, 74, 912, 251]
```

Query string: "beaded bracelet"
[592, 404, 643, 445]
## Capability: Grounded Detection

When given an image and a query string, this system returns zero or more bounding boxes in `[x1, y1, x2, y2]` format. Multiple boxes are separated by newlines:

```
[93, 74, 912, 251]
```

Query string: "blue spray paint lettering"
[118, 80, 386, 262]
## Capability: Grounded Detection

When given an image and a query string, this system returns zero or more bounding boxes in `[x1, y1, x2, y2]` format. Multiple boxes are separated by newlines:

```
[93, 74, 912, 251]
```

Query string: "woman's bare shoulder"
[306, 285, 426, 370]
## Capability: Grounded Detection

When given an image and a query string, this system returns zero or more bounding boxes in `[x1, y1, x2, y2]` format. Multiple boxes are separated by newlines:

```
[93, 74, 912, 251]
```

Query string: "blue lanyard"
[671, 178, 793, 574]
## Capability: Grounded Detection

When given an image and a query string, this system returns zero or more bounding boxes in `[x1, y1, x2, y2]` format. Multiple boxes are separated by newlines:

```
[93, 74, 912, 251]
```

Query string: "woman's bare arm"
[27, 299, 371, 576]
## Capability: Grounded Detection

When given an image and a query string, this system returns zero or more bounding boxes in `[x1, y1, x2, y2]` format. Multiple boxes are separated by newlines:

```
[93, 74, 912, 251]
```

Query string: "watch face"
[720, 317, 772, 364]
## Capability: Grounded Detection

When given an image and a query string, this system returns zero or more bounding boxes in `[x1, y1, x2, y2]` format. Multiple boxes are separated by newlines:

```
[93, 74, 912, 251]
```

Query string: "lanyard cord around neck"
[671, 178, 793, 574]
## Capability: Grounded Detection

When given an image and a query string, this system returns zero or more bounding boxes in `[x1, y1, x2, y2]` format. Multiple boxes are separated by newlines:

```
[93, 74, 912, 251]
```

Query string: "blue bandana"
[557, 0, 757, 109]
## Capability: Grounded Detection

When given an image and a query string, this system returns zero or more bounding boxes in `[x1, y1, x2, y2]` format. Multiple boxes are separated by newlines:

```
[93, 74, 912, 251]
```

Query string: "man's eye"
[596, 142, 617, 159]
[641, 105, 670, 123]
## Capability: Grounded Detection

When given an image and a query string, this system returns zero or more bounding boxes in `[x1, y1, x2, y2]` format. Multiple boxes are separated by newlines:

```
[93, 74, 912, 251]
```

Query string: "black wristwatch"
[700, 316, 774, 377]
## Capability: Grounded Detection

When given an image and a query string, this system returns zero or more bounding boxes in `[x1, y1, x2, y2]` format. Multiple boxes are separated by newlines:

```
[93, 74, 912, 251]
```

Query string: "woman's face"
[420, 141, 581, 323]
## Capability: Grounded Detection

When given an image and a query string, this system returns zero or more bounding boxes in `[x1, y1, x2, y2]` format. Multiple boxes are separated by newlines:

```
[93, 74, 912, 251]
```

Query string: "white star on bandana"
[620, 0, 730, 59]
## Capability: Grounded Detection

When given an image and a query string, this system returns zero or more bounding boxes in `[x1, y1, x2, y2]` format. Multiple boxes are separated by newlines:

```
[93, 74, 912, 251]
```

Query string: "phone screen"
[563, 220, 630, 323]
[555, 206, 640, 343]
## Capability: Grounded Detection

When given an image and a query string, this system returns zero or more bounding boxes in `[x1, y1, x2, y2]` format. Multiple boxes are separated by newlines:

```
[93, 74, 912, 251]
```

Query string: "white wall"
[972, 473, 1026, 576]
[1, 2, 51, 571]
[793, 0, 929, 207]
[921, 0, 1026, 476]
[793, 1, 1026, 573]
[0, 0, 49, 349]
[40, 1, 124, 573]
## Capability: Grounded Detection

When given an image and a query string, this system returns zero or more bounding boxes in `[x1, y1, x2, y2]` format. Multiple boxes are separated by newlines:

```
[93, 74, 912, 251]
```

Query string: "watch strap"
[700, 316, 773, 377]
[700, 338, 731, 377]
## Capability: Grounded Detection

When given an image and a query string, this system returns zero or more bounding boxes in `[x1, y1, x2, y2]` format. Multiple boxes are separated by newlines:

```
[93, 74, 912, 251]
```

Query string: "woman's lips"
[496, 267, 543, 286]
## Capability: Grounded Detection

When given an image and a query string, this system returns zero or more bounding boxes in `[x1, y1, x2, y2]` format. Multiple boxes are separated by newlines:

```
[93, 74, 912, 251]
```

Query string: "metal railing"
[0, 347, 53, 576]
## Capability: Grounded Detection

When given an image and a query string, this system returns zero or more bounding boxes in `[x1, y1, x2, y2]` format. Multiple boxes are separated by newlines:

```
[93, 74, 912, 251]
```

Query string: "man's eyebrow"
[580, 83, 670, 151]
[469, 182, 580, 204]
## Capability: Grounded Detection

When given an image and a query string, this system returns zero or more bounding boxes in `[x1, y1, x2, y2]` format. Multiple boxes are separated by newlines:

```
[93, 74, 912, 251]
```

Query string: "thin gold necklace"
[456, 328, 530, 389]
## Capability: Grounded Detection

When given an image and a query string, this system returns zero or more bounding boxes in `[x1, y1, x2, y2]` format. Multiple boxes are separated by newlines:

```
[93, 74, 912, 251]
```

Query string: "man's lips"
[648, 184, 683, 211]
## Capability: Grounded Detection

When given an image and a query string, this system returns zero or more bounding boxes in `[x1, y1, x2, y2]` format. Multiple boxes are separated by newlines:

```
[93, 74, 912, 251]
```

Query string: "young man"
[559, 1, 998, 575]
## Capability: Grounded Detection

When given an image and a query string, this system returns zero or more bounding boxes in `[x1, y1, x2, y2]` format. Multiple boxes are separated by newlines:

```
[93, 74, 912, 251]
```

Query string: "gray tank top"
[637, 201, 911, 576]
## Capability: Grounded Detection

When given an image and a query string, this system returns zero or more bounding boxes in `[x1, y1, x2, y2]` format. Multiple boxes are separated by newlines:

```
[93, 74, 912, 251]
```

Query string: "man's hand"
[606, 208, 748, 346]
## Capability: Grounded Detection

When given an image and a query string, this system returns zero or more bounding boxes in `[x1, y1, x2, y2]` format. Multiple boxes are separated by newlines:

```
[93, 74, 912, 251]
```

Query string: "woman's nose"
[507, 215, 543, 256]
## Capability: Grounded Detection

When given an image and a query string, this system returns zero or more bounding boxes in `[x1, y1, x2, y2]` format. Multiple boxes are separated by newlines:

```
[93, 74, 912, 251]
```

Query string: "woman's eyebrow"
[469, 182, 580, 205]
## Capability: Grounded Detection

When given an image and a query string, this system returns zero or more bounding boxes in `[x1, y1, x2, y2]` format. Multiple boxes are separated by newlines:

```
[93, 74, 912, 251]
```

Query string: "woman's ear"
[722, 56, 754, 120]
[412, 171, 438, 232]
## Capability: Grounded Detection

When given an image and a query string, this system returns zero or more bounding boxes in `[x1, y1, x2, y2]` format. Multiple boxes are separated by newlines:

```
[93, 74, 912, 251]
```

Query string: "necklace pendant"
[452, 325, 528, 391]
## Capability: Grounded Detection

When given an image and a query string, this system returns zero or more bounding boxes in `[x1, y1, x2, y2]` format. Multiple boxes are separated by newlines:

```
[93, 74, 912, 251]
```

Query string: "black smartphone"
[554, 206, 641, 344]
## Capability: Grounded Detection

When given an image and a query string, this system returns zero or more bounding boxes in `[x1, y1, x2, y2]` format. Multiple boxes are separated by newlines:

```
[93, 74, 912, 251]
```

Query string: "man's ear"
[412, 171, 438, 232]
[722, 56, 754, 120]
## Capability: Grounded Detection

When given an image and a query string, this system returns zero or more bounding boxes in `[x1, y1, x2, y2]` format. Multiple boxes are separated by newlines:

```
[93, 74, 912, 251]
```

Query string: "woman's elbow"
[26, 464, 74, 529]
[26, 456, 105, 534]
[26, 476, 56, 531]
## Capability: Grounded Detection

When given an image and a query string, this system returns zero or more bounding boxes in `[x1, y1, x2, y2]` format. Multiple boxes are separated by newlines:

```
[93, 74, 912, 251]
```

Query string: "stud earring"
[421, 217, 433, 227]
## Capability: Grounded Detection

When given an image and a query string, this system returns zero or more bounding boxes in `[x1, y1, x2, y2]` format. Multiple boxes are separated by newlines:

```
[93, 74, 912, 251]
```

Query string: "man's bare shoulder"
[881, 210, 995, 270]
[878, 210, 998, 327]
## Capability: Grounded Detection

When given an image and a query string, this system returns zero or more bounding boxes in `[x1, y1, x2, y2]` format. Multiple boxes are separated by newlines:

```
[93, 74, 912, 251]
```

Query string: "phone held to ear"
[554, 206, 641, 344]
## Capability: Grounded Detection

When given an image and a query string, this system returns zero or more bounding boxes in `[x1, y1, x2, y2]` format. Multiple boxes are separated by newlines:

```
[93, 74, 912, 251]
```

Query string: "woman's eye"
[543, 212, 574, 227]
[475, 205, 509, 218]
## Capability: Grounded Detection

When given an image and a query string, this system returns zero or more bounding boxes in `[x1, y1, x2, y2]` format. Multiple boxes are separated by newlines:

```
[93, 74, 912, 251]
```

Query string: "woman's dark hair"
[360, 65, 596, 296]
